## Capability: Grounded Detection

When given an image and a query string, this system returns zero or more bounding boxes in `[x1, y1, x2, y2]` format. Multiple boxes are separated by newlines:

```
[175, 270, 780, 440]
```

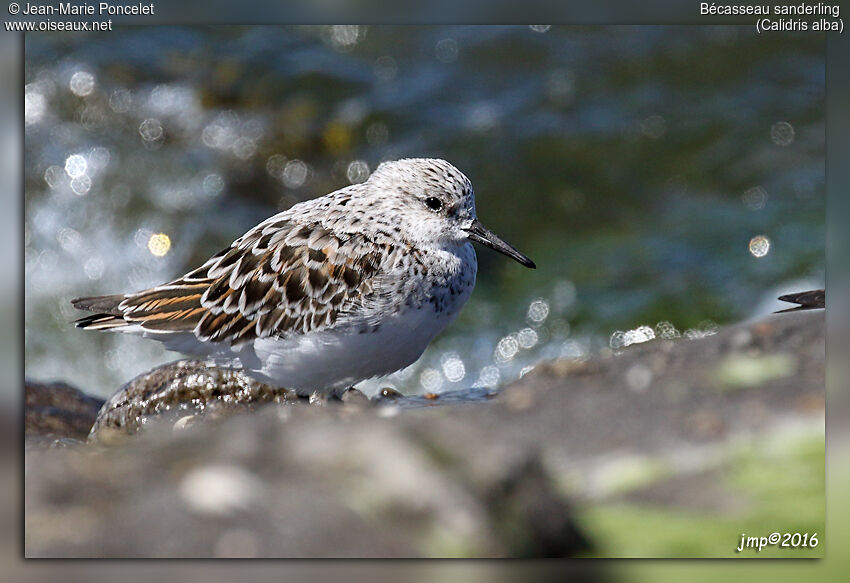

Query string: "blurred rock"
[26, 403, 591, 557]
[25, 381, 104, 442]
[494, 310, 824, 457]
[25, 310, 822, 557]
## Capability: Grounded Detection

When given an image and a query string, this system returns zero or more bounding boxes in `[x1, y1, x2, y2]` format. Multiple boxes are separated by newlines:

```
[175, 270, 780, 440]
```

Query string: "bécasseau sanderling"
[72, 158, 536, 397]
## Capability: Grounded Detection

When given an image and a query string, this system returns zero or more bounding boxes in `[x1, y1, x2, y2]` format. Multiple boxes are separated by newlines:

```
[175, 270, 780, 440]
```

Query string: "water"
[24, 26, 824, 398]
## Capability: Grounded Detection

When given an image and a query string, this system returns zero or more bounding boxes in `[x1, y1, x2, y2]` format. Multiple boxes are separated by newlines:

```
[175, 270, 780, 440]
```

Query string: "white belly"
[235, 305, 461, 396]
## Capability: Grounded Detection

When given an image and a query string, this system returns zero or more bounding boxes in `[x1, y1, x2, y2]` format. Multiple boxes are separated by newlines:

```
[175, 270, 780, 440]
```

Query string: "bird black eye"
[424, 197, 443, 212]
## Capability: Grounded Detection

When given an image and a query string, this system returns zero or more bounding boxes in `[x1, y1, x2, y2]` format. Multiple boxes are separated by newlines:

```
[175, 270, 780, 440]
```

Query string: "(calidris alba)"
[72, 158, 535, 397]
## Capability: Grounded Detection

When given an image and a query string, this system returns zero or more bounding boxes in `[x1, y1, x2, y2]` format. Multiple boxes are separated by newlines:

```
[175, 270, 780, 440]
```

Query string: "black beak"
[465, 219, 536, 269]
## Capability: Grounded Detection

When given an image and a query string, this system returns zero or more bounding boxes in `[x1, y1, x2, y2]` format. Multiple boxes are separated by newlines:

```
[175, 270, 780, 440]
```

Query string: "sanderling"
[72, 158, 535, 397]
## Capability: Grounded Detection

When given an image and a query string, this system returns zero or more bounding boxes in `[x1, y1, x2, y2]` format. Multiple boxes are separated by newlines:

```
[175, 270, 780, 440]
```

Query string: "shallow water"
[24, 26, 824, 398]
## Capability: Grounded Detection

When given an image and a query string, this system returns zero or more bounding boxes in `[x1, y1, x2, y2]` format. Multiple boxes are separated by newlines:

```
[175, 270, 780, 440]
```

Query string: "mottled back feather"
[74, 216, 399, 345]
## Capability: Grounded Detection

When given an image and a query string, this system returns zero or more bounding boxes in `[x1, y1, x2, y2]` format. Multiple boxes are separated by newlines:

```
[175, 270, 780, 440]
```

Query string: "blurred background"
[23, 25, 824, 400]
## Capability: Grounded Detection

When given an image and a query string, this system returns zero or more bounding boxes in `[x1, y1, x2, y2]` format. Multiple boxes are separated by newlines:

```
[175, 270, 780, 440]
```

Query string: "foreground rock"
[88, 360, 300, 444]
[25, 311, 823, 557]
[25, 381, 104, 443]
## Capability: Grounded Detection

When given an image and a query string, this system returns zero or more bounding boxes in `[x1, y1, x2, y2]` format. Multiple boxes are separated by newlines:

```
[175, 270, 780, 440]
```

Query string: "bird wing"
[74, 217, 392, 345]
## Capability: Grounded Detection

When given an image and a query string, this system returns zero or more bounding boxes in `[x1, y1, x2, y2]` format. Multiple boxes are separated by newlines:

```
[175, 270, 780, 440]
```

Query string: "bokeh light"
[435, 38, 458, 63]
[24, 88, 46, 125]
[64, 154, 87, 179]
[282, 159, 310, 189]
[139, 118, 164, 143]
[770, 121, 795, 146]
[440, 353, 466, 383]
[742, 186, 768, 211]
[147, 233, 172, 257]
[69, 70, 95, 96]
[749, 235, 771, 258]
[346, 160, 370, 184]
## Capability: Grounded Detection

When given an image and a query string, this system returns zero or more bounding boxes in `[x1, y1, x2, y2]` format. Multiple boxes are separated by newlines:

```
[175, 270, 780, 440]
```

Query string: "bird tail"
[71, 294, 129, 330]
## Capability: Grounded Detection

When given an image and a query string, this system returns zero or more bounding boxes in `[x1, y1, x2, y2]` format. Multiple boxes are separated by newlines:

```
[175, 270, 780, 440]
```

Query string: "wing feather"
[93, 217, 392, 346]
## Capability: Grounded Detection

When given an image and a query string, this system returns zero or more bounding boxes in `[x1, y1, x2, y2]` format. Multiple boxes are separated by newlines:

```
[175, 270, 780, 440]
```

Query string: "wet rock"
[340, 387, 371, 405]
[25, 381, 104, 442]
[88, 360, 299, 444]
[496, 310, 823, 456]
